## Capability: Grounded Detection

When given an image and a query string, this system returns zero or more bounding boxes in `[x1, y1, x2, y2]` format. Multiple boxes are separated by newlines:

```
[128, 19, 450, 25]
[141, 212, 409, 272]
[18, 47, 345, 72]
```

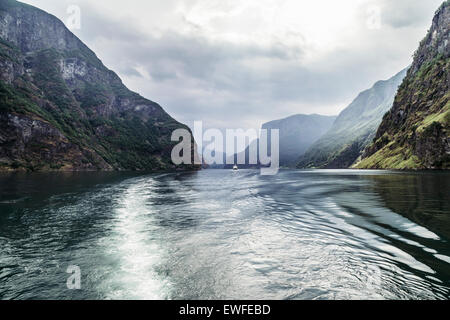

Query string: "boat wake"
[99, 179, 171, 300]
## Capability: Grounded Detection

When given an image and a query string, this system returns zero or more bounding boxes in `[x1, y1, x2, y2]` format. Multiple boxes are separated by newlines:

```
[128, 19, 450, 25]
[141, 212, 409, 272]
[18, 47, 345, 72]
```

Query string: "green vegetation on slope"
[357, 1, 449, 170]
[297, 69, 407, 169]
[357, 55, 449, 169]
[0, 1, 197, 172]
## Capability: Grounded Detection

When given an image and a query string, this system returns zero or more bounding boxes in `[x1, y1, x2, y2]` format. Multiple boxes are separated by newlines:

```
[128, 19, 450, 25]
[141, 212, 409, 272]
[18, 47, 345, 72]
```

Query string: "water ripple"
[0, 170, 449, 300]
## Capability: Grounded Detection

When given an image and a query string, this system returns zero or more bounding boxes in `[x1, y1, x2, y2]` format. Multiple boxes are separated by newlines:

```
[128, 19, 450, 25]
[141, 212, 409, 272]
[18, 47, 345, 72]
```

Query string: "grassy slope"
[297, 70, 406, 169]
[356, 1, 449, 170]
[356, 56, 449, 170]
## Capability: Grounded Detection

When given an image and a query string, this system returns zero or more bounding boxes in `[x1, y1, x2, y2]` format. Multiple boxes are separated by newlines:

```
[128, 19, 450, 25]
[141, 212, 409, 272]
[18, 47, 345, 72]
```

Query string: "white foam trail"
[103, 179, 171, 300]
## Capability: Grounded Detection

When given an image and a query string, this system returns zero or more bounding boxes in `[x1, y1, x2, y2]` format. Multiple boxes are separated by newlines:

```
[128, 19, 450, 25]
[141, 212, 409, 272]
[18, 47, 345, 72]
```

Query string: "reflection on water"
[0, 170, 449, 300]
[368, 174, 450, 239]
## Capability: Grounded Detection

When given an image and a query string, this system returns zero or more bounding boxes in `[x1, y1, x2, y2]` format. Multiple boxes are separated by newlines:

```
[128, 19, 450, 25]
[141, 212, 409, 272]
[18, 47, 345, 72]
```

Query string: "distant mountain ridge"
[263, 114, 337, 167]
[356, 1, 450, 169]
[0, 0, 197, 171]
[297, 68, 407, 169]
[222, 114, 336, 168]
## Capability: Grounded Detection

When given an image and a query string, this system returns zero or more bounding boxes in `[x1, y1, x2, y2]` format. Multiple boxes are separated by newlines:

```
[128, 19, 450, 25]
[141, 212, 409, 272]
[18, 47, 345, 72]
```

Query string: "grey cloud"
[375, 0, 444, 29]
[23, 0, 444, 131]
[118, 66, 142, 77]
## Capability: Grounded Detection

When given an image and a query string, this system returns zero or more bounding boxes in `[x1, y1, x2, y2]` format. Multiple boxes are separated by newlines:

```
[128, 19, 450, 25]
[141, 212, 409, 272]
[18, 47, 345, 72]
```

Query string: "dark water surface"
[0, 169, 449, 300]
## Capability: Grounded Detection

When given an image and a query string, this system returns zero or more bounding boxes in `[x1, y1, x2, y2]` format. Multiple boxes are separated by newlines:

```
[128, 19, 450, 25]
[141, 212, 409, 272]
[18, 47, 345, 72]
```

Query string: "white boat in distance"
[233, 165, 238, 171]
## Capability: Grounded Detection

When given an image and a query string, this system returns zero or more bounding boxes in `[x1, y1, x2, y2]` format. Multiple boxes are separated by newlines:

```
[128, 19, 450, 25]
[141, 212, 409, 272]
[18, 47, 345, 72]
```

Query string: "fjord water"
[0, 170, 449, 300]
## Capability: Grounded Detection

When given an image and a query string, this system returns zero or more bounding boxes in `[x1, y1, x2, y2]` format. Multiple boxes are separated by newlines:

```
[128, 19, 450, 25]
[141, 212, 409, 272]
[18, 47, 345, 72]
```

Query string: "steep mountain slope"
[356, 1, 449, 170]
[224, 114, 336, 168]
[0, 0, 197, 171]
[297, 69, 407, 169]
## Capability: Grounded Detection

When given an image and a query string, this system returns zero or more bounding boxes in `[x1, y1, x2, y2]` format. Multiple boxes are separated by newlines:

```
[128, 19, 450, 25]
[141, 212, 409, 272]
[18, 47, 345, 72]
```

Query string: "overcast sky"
[22, 0, 444, 131]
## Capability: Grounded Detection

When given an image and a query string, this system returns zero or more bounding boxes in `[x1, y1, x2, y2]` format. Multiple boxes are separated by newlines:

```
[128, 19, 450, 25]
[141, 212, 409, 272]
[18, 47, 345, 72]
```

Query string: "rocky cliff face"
[357, 1, 450, 170]
[297, 69, 407, 169]
[0, 0, 197, 171]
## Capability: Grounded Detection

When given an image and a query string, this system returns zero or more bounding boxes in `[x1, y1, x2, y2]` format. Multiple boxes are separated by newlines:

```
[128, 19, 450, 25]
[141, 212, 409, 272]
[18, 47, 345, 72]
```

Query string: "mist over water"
[0, 170, 449, 300]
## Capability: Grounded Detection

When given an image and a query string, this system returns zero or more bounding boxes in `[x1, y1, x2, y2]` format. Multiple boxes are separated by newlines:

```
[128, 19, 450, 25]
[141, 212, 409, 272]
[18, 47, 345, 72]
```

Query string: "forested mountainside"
[356, 1, 449, 170]
[0, 0, 197, 171]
